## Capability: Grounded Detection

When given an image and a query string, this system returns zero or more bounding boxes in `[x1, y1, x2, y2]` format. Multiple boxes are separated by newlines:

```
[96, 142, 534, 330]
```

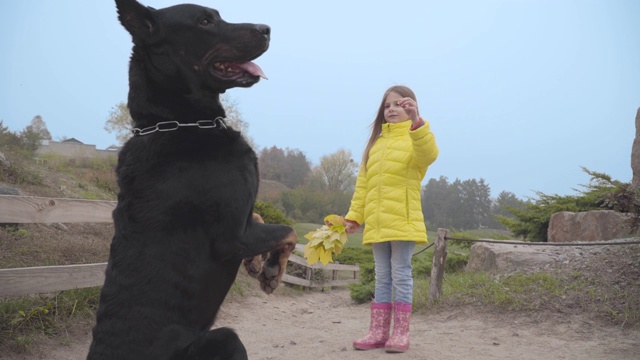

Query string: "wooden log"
[0, 195, 116, 224]
[287, 253, 359, 271]
[0, 196, 361, 295]
[282, 273, 312, 287]
[0, 263, 107, 297]
[281, 274, 358, 288]
[428, 228, 449, 301]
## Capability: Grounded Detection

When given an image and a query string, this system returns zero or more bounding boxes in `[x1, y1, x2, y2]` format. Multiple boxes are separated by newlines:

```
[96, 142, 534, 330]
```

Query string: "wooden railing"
[0, 195, 359, 297]
[284, 244, 360, 289]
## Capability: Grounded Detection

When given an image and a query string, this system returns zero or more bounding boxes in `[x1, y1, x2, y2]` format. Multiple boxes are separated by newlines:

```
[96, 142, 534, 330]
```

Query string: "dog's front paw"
[257, 232, 297, 294]
[243, 213, 267, 278]
[242, 255, 263, 278]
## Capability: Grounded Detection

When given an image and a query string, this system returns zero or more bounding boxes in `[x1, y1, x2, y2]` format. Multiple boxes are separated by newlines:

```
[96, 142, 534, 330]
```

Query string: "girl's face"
[383, 92, 410, 123]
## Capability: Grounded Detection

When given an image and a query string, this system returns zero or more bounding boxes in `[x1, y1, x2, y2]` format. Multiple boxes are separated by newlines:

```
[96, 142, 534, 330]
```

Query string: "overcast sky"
[1, 0, 638, 199]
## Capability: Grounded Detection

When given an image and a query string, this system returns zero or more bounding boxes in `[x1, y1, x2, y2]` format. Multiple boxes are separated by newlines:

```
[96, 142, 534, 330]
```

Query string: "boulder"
[465, 242, 565, 272]
[547, 210, 638, 242]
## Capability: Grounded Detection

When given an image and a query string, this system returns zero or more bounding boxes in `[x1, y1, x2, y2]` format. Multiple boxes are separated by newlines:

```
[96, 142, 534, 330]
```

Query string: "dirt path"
[7, 288, 639, 360]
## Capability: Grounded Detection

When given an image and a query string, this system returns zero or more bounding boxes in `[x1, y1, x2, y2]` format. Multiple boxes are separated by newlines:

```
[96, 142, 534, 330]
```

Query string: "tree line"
[1, 112, 528, 232]
[258, 149, 527, 229]
[98, 96, 531, 229]
[6, 98, 633, 242]
[0, 116, 52, 153]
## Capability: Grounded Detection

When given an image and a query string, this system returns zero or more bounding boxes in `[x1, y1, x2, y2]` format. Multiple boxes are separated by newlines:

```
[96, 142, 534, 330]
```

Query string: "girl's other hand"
[345, 220, 359, 234]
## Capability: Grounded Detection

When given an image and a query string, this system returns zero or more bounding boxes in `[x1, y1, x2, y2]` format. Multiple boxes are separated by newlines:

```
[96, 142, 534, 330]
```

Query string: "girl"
[345, 85, 439, 353]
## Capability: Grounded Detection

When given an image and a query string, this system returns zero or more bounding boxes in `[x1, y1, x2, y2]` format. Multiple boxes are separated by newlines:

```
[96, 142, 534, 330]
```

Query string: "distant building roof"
[62, 138, 84, 144]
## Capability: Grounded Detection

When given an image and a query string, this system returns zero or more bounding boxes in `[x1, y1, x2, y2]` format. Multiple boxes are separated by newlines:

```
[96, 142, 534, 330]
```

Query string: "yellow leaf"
[324, 214, 344, 226]
[302, 215, 351, 266]
[332, 244, 343, 256]
[306, 247, 320, 266]
[318, 247, 334, 266]
[304, 243, 314, 258]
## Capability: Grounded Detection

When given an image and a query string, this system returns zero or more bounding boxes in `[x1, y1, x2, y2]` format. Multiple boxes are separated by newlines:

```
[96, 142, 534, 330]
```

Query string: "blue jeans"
[372, 241, 416, 304]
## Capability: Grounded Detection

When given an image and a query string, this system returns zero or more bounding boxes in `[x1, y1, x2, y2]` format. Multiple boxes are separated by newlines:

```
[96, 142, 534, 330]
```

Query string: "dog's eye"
[200, 19, 210, 26]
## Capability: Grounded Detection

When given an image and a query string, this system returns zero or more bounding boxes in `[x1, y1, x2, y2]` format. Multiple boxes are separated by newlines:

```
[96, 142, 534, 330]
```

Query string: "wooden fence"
[0, 195, 359, 298]
[284, 244, 360, 289]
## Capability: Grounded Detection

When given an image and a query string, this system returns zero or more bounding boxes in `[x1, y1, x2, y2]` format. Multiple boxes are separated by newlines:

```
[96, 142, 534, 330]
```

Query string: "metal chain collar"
[131, 117, 227, 136]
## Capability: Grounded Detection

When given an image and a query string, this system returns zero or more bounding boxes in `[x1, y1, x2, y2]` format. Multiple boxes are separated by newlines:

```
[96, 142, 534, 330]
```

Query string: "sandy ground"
[6, 288, 639, 360]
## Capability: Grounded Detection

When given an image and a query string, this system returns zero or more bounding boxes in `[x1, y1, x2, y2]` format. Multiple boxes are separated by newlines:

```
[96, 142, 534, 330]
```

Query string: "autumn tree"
[25, 115, 51, 140]
[104, 102, 132, 145]
[279, 184, 351, 223]
[315, 149, 358, 192]
[259, 146, 286, 183]
[276, 149, 356, 222]
[221, 95, 256, 149]
[280, 149, 311, 188]
[258, 146, 311, 189]
[20, 115, 51, 152]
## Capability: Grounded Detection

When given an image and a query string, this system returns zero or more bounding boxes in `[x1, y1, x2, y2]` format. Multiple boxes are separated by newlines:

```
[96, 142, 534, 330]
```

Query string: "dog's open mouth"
[211, 61, 268, 81]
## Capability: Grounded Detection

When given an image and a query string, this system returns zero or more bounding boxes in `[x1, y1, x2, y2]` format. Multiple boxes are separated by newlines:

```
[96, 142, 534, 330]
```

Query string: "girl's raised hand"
[397, 97, 419, 124]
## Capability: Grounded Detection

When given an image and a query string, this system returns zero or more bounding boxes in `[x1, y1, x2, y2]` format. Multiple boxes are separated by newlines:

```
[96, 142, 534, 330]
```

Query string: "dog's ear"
[115, 0, 156, 41]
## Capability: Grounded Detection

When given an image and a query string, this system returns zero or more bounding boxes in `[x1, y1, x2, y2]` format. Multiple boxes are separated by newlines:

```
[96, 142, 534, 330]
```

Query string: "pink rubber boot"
[385, 301, 412, 353]
[353, 302, 392, 350]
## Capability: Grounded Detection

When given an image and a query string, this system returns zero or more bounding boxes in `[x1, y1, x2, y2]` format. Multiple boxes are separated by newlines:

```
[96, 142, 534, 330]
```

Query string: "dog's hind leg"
[170, 327, 248, 360]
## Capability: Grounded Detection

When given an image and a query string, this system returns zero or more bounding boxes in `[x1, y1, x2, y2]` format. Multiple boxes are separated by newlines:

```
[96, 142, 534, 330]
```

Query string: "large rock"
[548, 210, 638, 242]
[465, 242, 565, 272]
[633, 107, 640, 188]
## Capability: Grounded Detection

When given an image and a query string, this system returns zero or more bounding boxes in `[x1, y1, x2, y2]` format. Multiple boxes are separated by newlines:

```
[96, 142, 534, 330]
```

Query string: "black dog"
[86, 1, 297, 359]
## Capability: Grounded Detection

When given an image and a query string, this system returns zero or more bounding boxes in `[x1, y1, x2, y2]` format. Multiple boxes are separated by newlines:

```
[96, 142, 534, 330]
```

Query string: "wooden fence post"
[305, 267, 312, 291]
[331, 261, 339, 290]
[428, 228, 449, 302]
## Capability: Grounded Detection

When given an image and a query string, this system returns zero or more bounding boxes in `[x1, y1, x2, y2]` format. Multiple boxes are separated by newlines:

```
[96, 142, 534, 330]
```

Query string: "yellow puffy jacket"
[346, 120, 438, 245]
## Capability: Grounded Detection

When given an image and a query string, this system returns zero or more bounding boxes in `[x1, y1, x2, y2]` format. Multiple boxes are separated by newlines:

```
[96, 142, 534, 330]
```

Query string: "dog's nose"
[256, 24, 270, 36]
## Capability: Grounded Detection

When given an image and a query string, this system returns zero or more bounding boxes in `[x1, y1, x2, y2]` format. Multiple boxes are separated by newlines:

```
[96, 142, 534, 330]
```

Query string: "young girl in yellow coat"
[345, 85, 439, 353]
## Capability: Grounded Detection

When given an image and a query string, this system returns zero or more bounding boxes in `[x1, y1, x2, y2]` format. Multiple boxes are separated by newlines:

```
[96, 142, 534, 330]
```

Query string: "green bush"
[498, 168, 638, 241]
[254, 201, 293, 225]
[0, 151, 43, 186]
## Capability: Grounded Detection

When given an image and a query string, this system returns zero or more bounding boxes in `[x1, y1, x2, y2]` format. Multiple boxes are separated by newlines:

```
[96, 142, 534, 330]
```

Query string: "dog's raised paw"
[242, 256, 262, 278]
[256, 233, 296, 294]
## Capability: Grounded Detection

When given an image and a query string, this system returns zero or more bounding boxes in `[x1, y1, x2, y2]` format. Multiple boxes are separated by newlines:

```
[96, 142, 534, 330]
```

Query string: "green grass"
[413, 272, 567, 311]
[0, 287, 101, 350]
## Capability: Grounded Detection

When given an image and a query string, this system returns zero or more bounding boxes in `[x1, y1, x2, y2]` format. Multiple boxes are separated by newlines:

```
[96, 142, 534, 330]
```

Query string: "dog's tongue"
[238, 62, 267, 80]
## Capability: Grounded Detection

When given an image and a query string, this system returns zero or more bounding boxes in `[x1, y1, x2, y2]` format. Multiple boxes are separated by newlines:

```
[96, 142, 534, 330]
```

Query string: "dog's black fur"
[86, 1, 296, 359]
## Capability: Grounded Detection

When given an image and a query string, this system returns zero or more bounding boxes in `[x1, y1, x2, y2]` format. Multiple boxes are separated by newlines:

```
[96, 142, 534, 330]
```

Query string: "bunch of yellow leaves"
[303, 214, 349, 266]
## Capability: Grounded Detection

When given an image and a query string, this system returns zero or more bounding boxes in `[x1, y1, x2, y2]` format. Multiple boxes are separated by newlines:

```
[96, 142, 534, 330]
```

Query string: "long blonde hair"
[360, 85, 418, 167]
